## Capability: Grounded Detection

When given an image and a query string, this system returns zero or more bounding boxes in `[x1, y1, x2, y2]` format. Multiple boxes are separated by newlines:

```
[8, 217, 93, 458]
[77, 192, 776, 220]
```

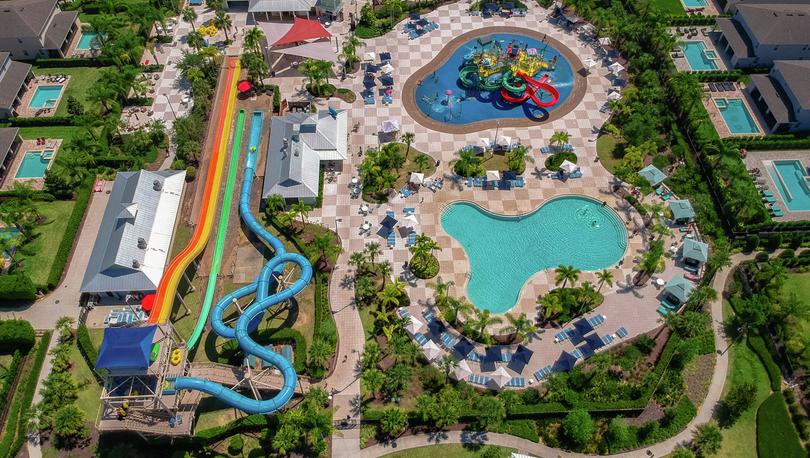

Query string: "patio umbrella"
[363, 51, 376, 62]
[454, 359, 473, 380]
[237, 80, 252, 92]
[512, 344, 533, 365]
[573, 317, 594, 336]
[584, 333, 605, 351]
[141, 294, 156, 313]
[453, 338, 474, 358]
[598, 37, 612, 46]
[496, 135, 512, 148]
[380, 62, 394, 74]
[422, 340, 442, 360]
[489, 366, 512, 388]
[583, 58, 597, 69]
[403, 214, 419, 228]
[379, 51, 392, 62]
[608, 62, 625, 74]
[381, 214, 398, 228]
[381, 119, 400, 133]
[486, 170, 501, 182]
[554, 350, 578, 372]
[406, 315, 425, 335]
[409, 172, 424, 185]
[607, 90, 622, 101]
[479, 138, 493, 150]
[559, 160, 579, 175]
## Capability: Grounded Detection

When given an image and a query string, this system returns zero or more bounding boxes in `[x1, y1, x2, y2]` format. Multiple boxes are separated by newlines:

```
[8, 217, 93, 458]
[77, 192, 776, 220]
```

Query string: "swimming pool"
[15, 151, 53, 178]
[28, 85, 63, 109]
[681, 0, 706, 7]
[715, 98, 759, 134]
[411, 32, 575, 125]
[76, 31, 102, 50]
[767, 160, 810, 212]
[681, 41, 719, 71]
[441, 196, 628, 313]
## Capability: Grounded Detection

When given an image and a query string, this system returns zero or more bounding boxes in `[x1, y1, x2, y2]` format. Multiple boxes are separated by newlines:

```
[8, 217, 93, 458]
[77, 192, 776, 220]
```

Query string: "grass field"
[383, 444, 515, 457]
[17, 200, 76, 286]
[780, 272, 810, 367]
[32, 66, 105, 116]
[650, 0, 688, 15]
[18, 126, 85, 143]
[596, 133, 622, 174]
[70, 343, 102, 421]
[716, 303, 772, 458]
[756, 392, 805, 458]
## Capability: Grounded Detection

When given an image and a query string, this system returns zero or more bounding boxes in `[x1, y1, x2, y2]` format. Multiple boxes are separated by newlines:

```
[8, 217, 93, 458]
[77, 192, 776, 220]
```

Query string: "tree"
[452, 148, 483, 177]
[182, 7, 198, 31]
[722, 383, 757, 420]
[186, 30, 205, 51]
[475, 396, 506, 429]
[551, 130, 570, 147]
[692, 422, 722, 456]
[428, 276, 454, 309]
[55, 316, 74, 343]
[339, 34, 363, 70]
[265, 194, 286, 216]
[562, 408, 595, 447]
[384, 363, 412, 396]
[666, 311, 710, 338]
[312, 233, 342, 269]
[361, 368, 385, 399]
[291, 200, 312, 226]
[687, 286, 718, 311]
[502, 312, 537, 342]
[413, 153, 431, 171]
[349, 251, 367, 272]
[537, 293, 564, 321]
[39, 372, 78, 416]
[243, 27, 265, 55]
[66, 96, 84, 116]
[596, 269, 614, 292]
[377, 282, 405, 310]
[307, 338, 331, 370]
[213, 10, 232, 41]
[52, 405, 89, 447]
[379, 407, 408, 437]
[400, 132, 415, 159]
[0, 233, 21, 270]
[671, 448, 696, 458]
[445, 296, 474, 324]
[438, 354, 457, 381]
[240, 51, 268, 84]
[49, 344, 72, 373]
[506, 145, 534, 174]
[205, 0, 226, 10]
[365, 242, 382, 265]
[554, 265, 581, 288]
[606, 417, 632, 452]
[471, 309, 502, 341]
[706, 239, 731, 275]
[273, 423, 299, 455]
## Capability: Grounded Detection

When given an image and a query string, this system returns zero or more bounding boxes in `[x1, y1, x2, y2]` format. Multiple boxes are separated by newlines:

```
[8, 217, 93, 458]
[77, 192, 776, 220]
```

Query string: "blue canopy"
[638, 165, 667, 187]
[573, 317, 594, 336]
[512, 344, 533, 364]
[584, 333, 605, 351]
[554, 350, 578, 371]
[96, 325, 157, 371]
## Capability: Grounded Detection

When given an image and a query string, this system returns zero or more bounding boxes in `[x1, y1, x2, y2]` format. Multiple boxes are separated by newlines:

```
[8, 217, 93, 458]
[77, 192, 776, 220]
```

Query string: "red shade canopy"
[237, 80, 252, 92]
[272, 17, 332, 47]
[141, 294, 156, 313]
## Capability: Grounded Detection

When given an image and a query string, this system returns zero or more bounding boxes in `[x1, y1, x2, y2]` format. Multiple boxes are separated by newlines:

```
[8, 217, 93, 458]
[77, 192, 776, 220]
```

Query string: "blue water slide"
[170, 111, 312, 414]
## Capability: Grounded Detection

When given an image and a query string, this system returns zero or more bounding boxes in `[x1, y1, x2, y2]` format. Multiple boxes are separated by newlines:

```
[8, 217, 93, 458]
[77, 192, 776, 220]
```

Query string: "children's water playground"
[406, 29, 585, 132]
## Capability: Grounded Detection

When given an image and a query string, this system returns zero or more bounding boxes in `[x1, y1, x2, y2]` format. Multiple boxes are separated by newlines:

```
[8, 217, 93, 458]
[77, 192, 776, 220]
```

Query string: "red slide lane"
[500, 72, 559, 108]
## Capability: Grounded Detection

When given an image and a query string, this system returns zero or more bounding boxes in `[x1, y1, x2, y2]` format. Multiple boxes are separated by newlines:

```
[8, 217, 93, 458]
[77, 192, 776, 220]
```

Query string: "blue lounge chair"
[763, 196, 776, 203]
[515, 177, 525, 187]
[657, 306, 671, 316]
[587, 314, 606, 327]
[466, 350, 482, 362]
[414, 333, 429, 345]
[364, 95, 375, 105]
[406, 232, 417, 247]
[554, 331, 568, 342]
[468, 374, 491, 386]
[601, 334, 615, 345]
[397, 308, 410, 318]
[569, 170, 583, 178]
[506, 377, 526, 387]
[501, 352, 513, 363]
[571, 349, 584, 359]
[387, 231, 396, 247]
[467, 177, 473, 187]
[386, 210, 395, 218]
[403, 207, 415, 215]
[422, 310, 436, 322]
[763, 191, 774, 197]
[440, 332, 458, 348]
[616, 327, 628, 338]
[400, 186, 411, 197]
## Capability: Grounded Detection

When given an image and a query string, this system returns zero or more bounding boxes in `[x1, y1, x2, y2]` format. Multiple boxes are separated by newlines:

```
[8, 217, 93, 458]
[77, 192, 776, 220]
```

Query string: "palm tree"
[413, 154, 431, 171]
[377, 282, 403, 310]
[687, 286, 718, 311]
[312, 233, 342, 269]
[650, 223, 670, 241]
[243, 27, 265, 55]
[308, 338, 331, 369]
[550, 131, 570, 148]
[446, 296, 473, 324]
[213, 10, 232, 42]
[554, 265, 581, 288]
[537, 293, 563, 321]
[377, 260, 392, 288]
[291, 201, 312, 226]
[471, 309, 502, 341]
[400, 132, 415, 159]
[502, 313, 537, 342]
[438, 354, 458, 381]
[506, 145, 534, 173]
[240, 51, 268, 84]
[182, 7, 198, 32]
[349, 251, 367, 271]
[576, 281, 598, 314]
[596, 270, 614, 292]
[365, 242, 381, 265]
[452, 148, 482, 177]
[265, 194, 285, 215]
[707, 240, 732, 274]
[55, 316, 75, 342]
[186, 30, 205, 51]
[428, 276, 454, 309]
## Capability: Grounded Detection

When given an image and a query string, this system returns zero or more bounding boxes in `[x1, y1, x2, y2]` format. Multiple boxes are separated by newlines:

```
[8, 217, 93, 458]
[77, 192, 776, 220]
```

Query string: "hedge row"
[24, 57, 115, 68]
[46, 180, 93, 290]
[0, 273, 37, 302]
[0, 320, 35, 352]
[255, 327, 307, 374]
[4, 116, 75, 127]
[76, 324, 105, 383]
[756, 392, 805, 458]
[729, 138, 810, 151]
[0, 351, 23, 419]
[748, 336, 782, 391]
[692, 70, 744, 81]
[0, 331, 51, 458]
[666, 16, 722, 26]
[0, 190, 55, 201]
[193, 413, 278, 443]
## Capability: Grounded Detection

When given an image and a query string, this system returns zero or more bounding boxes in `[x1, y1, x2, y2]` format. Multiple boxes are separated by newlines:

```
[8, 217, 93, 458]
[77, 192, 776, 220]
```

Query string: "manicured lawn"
[780, 272, 810, 366]
[18, 126, 85, 143]
[383, 444, 515, 457]
[32, 66, 106, 116]
[17, 200, 76, 286]
[596, 133, 622, 173]
[717, 303, 772, 458]
[756, 392, 805, 458]
[650, 0, 687, 15]
[70, 343, 102, 421]
[392, 144, 437, 190]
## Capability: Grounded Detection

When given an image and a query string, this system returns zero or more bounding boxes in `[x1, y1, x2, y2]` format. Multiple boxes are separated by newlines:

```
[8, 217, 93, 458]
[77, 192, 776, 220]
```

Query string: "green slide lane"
[187, 109, 246, 349]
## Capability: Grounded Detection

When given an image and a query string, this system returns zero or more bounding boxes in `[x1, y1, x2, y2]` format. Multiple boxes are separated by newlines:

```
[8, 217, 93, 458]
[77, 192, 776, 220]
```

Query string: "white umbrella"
[409, 172, 424, 185]
[363, 51, 376, 62]
[609, 62, 625, 74]
[454, 360, 472, 380]
[485, 170, 500, 182]
[598, 37, 612, 46]
[406, 315, 425, 335]
[403, 214, 419, 227]
[422, 340, 442, 360]
[583, 58, 597, 69]
[380, 62, 394, 74]
[496, 135, 512, 148]
[479, 138, 492, 150]
[381, 119, 400, 133]
[607, 91, 622, 101]
[490, 366, 512, 388]
[560, 160, 579, 174]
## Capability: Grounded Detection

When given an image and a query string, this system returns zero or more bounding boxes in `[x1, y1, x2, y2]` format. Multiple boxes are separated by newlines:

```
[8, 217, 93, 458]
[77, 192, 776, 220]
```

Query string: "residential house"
[0, 127, 22, 185]
[747, 60, 810, 133]
[0, 53, 33, 119]
[0, 0, 79, 59]
[717, 4, 810, 68]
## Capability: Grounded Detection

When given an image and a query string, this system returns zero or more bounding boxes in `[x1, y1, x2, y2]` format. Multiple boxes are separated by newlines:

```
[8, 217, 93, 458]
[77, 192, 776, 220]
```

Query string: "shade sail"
[96, 325, 158, 371]
[513, 344, 533, 364]
[381, 214, 398, 228]
[271, 17, 331, 47]
[598, 37, 612, 46]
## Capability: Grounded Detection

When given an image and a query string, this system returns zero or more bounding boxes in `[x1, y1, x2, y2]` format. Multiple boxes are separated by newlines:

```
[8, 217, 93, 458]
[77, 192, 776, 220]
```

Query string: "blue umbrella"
[573, 317, 594, 336]
[381, 214, 398, 228]
[554, 351, 577, 372]
[512, 344, 533, 364]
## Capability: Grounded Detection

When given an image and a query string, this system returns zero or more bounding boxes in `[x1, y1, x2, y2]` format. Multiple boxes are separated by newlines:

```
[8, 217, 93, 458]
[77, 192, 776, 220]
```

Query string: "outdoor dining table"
[351, 177, 359, 185]
[360, 204, 369, 214]
[361, 222, 372, 231]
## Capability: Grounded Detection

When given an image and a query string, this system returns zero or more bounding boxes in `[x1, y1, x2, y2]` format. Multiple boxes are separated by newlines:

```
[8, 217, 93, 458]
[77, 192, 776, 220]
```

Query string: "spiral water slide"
[148, 57, 240, 325]
[500, 71, 560, 107]
[168, 111, 311, 414]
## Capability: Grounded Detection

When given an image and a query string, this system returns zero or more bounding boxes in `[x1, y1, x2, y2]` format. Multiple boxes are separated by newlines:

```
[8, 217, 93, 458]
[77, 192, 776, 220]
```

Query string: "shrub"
[756, 393, 805, 458]
[748, 336, 782, 391]
[46, 179, 92, 290]
[5, 116, 75, 127]
[76, 324, 104, 382]
[170, 159, 187, 170]
[0, 273, 37, 302]
[0, 320, 35, 351]
[185, 166, 197, 181]
[545, 152, 577, 171]
[0, 351, 23, 417]
[723, 382, 757, 420]
[562, 408, 595, 448]
[634, 335, 656, 354]
[227, 435, 243, 456]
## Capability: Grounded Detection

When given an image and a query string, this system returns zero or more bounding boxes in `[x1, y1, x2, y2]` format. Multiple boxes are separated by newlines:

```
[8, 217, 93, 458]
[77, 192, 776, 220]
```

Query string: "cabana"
[96, 325, 158, 372]
[664, 274, 694, 307]
[405, 315, 425, 335]
[639, 164, 667, 188]
[608, 62, 625, 74]
[409, 172, 424, 186]
[681, 238, 709, 268]
[669, 199, 695, 225]
[381, 119, 400, 134]
[559, 160, 579, 175]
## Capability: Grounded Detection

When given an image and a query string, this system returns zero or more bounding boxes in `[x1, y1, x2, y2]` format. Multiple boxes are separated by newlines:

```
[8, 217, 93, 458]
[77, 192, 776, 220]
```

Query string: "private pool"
[681, 41, 719, 71]
[714, 98, 759, 134]
[441, 196, 628, 313]
[767, 160, 810, 212]
[76, 31, 103, 50]
[15, 150, 53, 179]
[681, 0, 706, 7]
[28, 85, 63, 109]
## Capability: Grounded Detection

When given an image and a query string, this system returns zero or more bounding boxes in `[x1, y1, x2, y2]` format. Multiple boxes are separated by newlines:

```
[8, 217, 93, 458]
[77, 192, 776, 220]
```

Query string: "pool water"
[76, 31, 102, 50]
[29, 85, 63, 109]
[441, 197, 628, 313]
[682, 0, 706, 7]
[413, 33, 575, 124]
[15, 151, 52, 178]
[716, 98, 759, 134]
[768, 160, 810, 212]
[681, 41, 719, 71]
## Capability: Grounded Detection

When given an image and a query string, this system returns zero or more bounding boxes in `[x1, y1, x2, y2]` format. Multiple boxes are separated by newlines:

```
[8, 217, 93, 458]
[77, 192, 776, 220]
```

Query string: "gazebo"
[639, 164, 667, 188]
[681, 238, 709, 268]
[669, 199, 696, 225]
[664, 274, 694, 307]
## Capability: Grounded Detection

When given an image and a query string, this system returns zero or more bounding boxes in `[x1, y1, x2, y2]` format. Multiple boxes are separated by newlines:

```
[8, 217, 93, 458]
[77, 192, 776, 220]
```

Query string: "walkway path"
[359, 253, 761, 457]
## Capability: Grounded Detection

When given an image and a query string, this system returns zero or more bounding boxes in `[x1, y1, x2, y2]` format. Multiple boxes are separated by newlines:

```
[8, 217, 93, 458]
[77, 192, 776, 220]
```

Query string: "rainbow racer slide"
[168, 111, 311, 414]
[500, 71, 559, 108]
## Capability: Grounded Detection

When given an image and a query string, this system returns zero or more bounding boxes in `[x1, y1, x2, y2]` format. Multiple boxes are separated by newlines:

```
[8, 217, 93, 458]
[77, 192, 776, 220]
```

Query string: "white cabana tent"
[486, 170, 501, 182]
[454, 360, 472, 380]
[496, 135, 512, 149]
[583, 58, 597, 69]
[406, 315, 425, 335]
[380, 62, 394, 74]
[609, 62, 625, 74]
[490, 366, 512, 388]
[560, 160, 579, 174]
[403, 214, 419, 228]
[607, 91, 623, 101]
[422, 340, 442, 360]
[479, 138, 493, 150]
[598, 37, 612, 46]
[409, 172, 424, 185]
[381, 119, 400, 133]
[363, 51, 376, 62]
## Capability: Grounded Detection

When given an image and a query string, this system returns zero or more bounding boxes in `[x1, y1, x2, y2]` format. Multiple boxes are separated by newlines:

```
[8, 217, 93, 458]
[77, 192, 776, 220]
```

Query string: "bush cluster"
[0, 320, 36, 351]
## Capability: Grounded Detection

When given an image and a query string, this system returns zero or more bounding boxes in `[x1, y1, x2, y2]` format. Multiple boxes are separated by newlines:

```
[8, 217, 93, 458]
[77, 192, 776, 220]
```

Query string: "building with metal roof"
[664, 274, 695, 306]
[246, 0, 343, 20]
[81, 170, 186, 299]
[747, 60, 810, 133]
[0, 0, 79, 59]
[669, 199, 696, 225]
[681, 238, 709, 267]
[638, 164, 667, 188]
[717, 3, 810, 68]
[0, 53, 33, 119]
[262, 108, 347, 204]
[0, 127, 21, 186]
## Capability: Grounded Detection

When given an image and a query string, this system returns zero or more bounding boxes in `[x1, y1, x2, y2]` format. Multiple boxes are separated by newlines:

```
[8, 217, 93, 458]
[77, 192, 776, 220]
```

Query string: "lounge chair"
[406, 232, 417, 247]
[534, 365, 554, 380]
[422, 310, 436, 322]
[397, 308, 410, 318]
[506, 377, 526, 387]
[762, 191, 774, 197]
[763, 196, 776, 203]
[616, 327, 629, 338]
[387, 231, 396, 248]
[440, 332, 458, 348]
[468, 374, 491, 386]
[571, 349, 584, 359]
[414, 333, 429, 345]
[400, 186, 411, 198]
[554, 330, 568, 342]
[466, 350, 482, 362]
[601, 334, 615, 345]
[657, 306, 671, 316]
[403, 207, 415, 215]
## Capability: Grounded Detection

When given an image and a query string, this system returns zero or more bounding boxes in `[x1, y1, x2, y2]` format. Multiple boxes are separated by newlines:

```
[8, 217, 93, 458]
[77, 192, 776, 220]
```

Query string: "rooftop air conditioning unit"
[137, 237, 147, 249]
[153, 180, 162, 191]
[132, 259, 140, 269]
